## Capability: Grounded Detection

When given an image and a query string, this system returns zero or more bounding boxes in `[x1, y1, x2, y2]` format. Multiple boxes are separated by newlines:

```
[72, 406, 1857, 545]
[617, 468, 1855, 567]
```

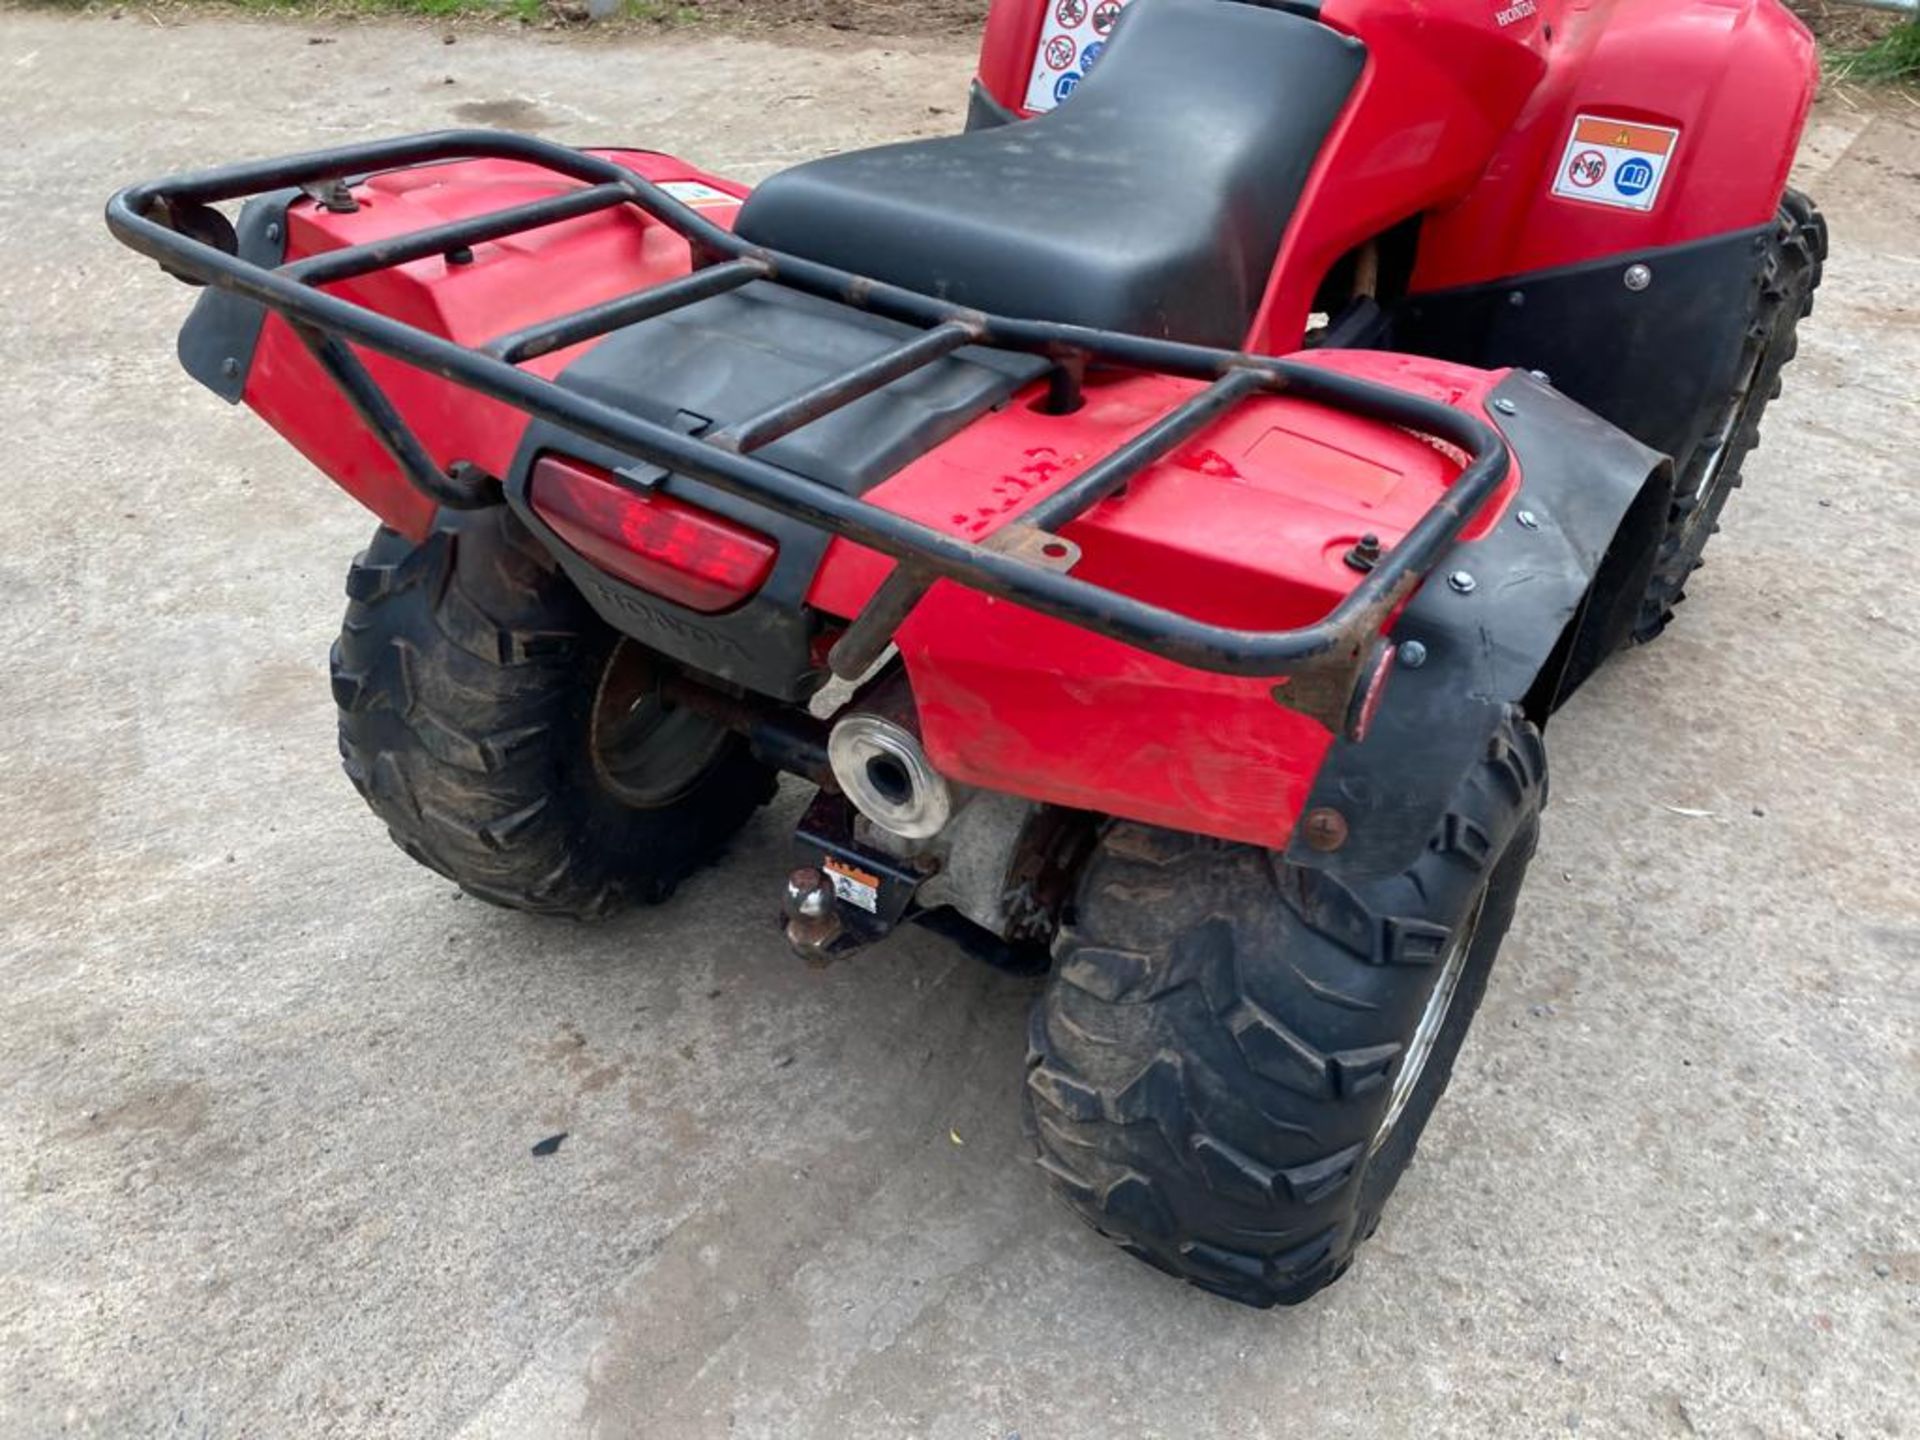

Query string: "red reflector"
[529, 455, 777, 614]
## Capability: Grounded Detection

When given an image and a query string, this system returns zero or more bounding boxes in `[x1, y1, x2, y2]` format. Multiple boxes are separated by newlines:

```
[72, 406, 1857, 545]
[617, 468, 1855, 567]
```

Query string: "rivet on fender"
[1302, 807, 1350, 853]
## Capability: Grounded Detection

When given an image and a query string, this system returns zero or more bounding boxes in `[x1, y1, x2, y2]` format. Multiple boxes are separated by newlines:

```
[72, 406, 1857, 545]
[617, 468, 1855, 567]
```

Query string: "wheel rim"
[588, 641, 731, 809]
[1369, 887, 1489, 1155]
[1674, 342, 1766, 553]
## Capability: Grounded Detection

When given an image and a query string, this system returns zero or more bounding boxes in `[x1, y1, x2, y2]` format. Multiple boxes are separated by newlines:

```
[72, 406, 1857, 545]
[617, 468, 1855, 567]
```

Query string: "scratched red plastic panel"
[243, 151, 745, 540]
[807, 351, 1517, 848]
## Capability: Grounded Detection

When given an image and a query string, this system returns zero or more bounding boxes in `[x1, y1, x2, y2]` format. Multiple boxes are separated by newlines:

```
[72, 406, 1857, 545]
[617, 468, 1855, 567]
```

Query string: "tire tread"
[1027, 709, 1547, 1306]
[331, 509, 774, 920]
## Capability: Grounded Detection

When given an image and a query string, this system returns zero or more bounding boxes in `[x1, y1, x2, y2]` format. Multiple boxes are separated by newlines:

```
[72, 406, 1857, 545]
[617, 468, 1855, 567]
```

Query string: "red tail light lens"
[529, 455, 777, 614]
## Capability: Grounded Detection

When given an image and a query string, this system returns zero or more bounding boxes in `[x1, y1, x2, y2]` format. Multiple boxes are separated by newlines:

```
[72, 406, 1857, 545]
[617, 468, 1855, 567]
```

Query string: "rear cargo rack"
[106, 130, 1510, 732]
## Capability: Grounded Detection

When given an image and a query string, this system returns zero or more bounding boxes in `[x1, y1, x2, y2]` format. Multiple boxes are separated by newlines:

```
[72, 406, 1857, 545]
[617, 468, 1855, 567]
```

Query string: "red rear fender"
[230, 151, 746, 539]
[809, 351, 1524, 849]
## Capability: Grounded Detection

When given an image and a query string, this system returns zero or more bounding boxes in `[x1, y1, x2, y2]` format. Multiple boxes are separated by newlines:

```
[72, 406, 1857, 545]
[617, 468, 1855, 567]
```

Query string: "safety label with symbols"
[658, 179, 741, 210]
[823, 857, 881, 914]
[1023, 0, 1133, 112]
[1550, 115, 1680, 213]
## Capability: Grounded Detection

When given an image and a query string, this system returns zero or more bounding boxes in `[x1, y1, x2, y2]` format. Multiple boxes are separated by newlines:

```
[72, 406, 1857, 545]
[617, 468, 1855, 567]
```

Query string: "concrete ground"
[1, 10, 1916, 1437]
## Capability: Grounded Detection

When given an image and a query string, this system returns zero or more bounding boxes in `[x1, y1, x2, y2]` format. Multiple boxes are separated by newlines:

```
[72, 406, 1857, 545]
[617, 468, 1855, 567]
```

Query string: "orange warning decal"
[824, 857, 880, 890]
[1572, 118, 1677, 157]
[823, 856, 882, 913]
[1552, 113, 1682, 211]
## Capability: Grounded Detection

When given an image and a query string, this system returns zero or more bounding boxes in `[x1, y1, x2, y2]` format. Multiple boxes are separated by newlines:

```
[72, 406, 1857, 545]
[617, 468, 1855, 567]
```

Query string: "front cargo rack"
[106, 130, 1510, 732]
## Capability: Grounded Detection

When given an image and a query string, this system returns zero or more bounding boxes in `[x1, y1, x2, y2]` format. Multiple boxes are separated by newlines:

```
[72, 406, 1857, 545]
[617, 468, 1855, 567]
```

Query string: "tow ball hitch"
[783, 867, 846, 965]
[776, 682, 1094, 967]
[779, 793, 928, 966]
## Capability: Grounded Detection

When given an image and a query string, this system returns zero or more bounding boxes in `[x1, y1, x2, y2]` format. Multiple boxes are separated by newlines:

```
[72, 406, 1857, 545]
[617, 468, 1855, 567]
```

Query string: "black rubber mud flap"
[1288, 372, 1667, 880]
[1392, 224, 1774, 475]
[964, 79, 1021, 132]
[176, 188, 299, 402]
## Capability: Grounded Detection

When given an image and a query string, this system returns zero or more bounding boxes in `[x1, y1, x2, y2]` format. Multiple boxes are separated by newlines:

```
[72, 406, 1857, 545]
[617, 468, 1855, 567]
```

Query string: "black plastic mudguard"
[964, 79, 1020, 133]
[176, 189, 298, 402]
[1391, 224, 1773, 477]
[1286, 371, 1668, 881]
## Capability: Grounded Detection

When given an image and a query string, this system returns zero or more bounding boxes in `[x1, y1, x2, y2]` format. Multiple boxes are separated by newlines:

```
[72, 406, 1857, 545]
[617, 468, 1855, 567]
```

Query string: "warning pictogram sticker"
[823, 857, 880, 914]
[1023, 0, 1133, 111]
[658, 179, 740, 210]
[1565, 150, 1606, 189]
[1550, 115, 1680, 212]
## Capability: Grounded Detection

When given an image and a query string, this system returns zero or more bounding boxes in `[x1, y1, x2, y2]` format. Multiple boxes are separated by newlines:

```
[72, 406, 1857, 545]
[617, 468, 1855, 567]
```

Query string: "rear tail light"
[529, 455, 777, 614]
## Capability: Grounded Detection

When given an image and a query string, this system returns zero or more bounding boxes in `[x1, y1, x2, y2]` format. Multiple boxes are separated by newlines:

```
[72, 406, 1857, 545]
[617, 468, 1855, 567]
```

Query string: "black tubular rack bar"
[105, 130, 1511, 731]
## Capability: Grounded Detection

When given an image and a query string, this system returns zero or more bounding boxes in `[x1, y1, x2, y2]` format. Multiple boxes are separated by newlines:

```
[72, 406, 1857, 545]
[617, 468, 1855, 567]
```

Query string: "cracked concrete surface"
[0, 11, 1916, 1437]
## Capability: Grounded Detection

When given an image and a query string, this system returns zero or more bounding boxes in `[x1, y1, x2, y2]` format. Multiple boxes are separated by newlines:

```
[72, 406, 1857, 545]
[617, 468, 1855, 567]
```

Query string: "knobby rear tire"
[329, 507, 776, 920]
[1027, 709, 1547, 1307]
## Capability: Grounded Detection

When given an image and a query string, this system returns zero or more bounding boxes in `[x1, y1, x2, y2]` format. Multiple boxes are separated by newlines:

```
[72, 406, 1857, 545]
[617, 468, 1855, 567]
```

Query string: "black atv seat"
[734, 0, 1365, 351]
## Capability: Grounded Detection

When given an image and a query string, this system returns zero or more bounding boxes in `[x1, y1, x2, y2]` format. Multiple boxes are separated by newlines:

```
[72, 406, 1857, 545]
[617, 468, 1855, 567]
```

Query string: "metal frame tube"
[104, 130, 1514, 725]
[713, 320, 984, 454]
[284, 182, 631, 287]
[1021, 368, 1269, 529]
[486, 257, 771, 362]
[289, 322, 497, 509]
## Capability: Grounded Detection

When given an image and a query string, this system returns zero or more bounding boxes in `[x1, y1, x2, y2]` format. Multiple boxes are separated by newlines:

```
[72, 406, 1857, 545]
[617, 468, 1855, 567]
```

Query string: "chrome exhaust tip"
[827, 713, 953, 841]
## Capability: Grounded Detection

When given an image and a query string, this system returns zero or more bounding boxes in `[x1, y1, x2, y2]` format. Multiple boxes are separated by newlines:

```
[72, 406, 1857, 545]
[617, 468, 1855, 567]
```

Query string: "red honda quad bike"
[109, 0, 1824, 1306]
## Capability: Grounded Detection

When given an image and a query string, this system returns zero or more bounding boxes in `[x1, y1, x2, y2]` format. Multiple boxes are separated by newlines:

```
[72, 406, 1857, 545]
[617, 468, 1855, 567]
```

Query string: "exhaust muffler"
[827, 711, 953, 841]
